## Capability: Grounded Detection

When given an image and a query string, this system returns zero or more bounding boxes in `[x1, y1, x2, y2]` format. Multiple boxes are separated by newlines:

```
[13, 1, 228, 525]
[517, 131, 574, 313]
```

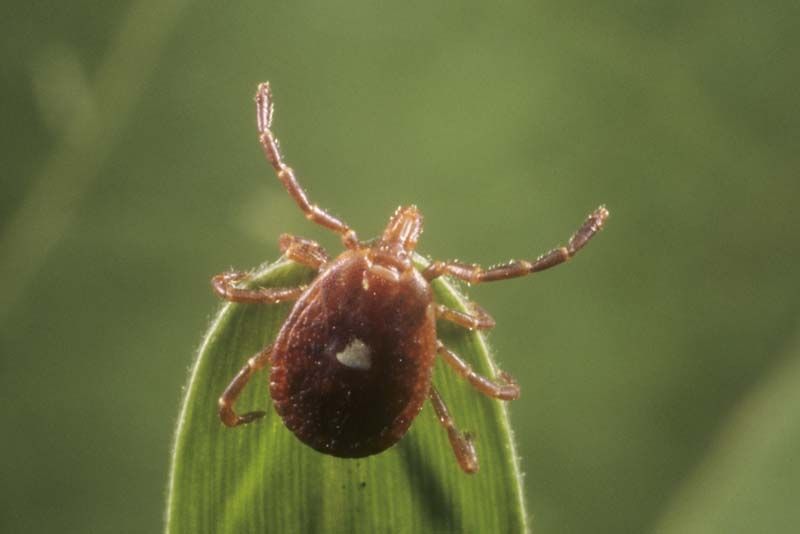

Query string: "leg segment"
[279, 233, 329, 270]
[423, 206, 609, 283]
[429, 385, 478, 474]
[212, 271, 306, 303]
[219, 345, 273, 427]
[437, 341, 520, 400]
[436, 302, 495, 330]
[256, 83, 359, 249]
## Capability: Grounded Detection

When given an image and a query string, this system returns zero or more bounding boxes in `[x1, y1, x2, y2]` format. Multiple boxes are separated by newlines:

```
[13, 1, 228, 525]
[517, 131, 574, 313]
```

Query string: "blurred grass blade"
[166, 256, 528, 533]
[654, 329, 800, 534]
[0, 0, 188, 322]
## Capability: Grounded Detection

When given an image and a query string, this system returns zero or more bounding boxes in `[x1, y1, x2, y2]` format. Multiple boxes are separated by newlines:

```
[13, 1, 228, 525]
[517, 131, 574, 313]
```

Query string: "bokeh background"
[2, 1, 799, 533]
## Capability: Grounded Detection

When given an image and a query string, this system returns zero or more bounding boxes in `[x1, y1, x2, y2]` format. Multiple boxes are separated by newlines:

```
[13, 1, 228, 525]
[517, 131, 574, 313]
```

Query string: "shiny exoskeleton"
[214, 82, 609, 473]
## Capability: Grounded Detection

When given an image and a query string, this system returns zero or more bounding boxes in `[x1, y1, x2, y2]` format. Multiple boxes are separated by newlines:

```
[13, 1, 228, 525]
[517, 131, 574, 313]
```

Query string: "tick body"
[272, 248, 436, 458]
[214, 82, 609, 473]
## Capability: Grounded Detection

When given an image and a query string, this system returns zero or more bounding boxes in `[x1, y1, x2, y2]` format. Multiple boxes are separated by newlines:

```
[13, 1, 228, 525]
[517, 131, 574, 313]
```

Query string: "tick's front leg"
[429, 385, 478, 474]
[423, 206, 608, 283]
[211, 271, 306, 304]
[437, 341, 519, 400]
[219, 345, 273, 427]
[256, 83, 359, 249]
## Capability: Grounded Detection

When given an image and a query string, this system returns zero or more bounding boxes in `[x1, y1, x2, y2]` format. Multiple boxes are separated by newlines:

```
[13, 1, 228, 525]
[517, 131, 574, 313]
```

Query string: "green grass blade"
[166, 256, 528, 533]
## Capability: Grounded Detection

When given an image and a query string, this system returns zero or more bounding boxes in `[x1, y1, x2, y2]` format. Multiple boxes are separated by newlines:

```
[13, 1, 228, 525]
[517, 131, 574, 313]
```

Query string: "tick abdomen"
[270, 251, 437, 458]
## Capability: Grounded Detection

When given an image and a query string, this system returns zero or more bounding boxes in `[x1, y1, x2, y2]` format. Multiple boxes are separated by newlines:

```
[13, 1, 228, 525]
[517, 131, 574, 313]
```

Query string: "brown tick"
[214, 82, 609, 473]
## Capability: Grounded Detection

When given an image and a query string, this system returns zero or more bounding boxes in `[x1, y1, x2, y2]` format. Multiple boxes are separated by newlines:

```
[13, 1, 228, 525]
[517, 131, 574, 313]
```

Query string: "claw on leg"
[219, 346, 273, 427]
[429, 385, 478, 474]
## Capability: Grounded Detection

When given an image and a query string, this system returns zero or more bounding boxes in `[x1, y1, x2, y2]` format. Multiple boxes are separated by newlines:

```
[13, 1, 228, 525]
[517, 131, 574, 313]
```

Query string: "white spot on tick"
[336, 338, 372, 370]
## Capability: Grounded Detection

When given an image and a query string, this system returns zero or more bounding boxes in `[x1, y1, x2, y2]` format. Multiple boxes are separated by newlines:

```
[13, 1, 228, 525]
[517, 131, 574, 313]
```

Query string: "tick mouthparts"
[382, 205, 423, 250]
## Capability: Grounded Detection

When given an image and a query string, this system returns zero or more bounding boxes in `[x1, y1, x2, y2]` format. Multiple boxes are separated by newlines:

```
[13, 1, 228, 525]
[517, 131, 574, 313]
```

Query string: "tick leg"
[436, 302, 495, 331]
[279, 233, 329, 270]
[212, 271, 306, 304]
[256, 83, 359, 249]
[429, 385, 478, 474]
[437, 341, 520, 400]
[423, 206, 609, 283]
[219, 345, 273, 427]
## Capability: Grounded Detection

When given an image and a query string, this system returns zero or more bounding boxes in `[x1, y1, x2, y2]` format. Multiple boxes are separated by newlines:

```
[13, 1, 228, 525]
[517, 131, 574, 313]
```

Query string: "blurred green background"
[2, 1, 798, 533]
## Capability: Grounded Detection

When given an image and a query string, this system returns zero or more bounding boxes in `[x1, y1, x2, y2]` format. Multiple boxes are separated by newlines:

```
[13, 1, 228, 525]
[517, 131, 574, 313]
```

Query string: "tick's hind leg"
[212, 271, 306, 304]
[256, 83, 358, 249]
[429, 385, 478, 474]
[219, 345, 273, 427]
[423, 206, 609, 283]
[437, 341, 520, 400]
[279, 233, 329, 270]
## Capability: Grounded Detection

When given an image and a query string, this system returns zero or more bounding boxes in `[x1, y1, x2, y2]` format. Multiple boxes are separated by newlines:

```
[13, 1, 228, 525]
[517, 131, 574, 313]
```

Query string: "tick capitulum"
[213, 82, 609, 474]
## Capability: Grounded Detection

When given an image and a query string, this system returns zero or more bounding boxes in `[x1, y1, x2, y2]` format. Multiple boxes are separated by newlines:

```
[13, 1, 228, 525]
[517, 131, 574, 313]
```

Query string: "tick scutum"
[269, 250, 437, 458]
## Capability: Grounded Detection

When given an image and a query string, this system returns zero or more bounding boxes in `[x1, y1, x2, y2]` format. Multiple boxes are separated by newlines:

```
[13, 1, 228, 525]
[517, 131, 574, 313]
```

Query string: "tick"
[214, 82, 609, 473]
